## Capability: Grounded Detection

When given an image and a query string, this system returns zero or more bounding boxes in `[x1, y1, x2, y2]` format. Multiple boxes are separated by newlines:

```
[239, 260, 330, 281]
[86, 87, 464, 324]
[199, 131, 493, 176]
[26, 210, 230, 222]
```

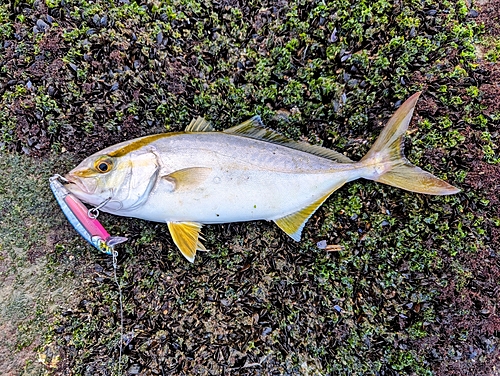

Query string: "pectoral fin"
[274, 180, 347, 241]
[167, 221, 206, 262]
[163, 167, 212, 191]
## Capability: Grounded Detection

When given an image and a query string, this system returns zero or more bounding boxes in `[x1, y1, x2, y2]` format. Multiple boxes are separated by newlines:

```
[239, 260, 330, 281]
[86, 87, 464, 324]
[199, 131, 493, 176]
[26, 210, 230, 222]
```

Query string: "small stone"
[36, 19, 49, 32]
[468, 9, 479, 18]
[317, 240, 327, 249]
[341, 53, 351, 62]
[27, 136, 37, 146]
[156, 31, 163, 44]
[128, 364, 141, 374]
[330, 27, 338, 43]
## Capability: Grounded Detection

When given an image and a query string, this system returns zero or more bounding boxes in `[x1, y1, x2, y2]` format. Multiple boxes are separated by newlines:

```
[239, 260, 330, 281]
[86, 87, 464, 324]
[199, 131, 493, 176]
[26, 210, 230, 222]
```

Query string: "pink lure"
[50, 175, 127, 254]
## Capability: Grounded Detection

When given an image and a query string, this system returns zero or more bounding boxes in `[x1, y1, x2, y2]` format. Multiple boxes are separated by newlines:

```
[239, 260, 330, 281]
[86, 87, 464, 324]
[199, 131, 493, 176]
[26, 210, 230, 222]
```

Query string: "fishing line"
[51, 175, 126, 373]
[85, 199, 124, 373]
[112, 250, 124, 375]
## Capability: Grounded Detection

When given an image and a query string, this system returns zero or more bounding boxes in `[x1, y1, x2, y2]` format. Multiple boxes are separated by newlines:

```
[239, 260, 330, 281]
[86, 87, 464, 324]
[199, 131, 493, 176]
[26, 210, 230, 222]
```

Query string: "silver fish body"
[65, 93, 459, 262]
[104, 133, 360, 223]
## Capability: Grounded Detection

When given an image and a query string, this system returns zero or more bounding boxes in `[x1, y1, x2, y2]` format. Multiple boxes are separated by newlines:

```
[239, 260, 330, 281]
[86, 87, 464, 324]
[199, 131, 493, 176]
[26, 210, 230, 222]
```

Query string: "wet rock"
[156, 31, 163, 45]
[468, 9, 479, 18]
[128, 364, 141, 374]
[35, 19, 49, 33]
[330, 27, 338, 43]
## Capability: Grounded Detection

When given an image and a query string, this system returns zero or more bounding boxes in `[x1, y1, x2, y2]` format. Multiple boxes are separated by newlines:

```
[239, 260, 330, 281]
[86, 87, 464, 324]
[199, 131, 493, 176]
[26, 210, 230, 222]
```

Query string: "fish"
[50, 175, 128, 254]
[64, 92, 459, 262]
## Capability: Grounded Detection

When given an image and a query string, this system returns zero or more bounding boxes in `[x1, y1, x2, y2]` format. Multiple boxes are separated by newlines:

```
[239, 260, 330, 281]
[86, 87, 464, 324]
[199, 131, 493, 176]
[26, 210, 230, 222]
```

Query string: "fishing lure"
[49, 175, 128, 254]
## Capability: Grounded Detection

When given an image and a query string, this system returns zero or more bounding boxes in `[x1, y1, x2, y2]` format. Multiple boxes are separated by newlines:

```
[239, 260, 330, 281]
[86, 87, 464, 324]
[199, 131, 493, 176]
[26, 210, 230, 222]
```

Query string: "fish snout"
[65, 172, 98, 194]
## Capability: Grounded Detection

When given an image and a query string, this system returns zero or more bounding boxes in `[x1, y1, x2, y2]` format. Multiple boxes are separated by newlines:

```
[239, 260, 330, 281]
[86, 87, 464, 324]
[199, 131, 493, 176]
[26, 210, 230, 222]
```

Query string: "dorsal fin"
[224, 116, 353, 164]
[186, 117, 214, 132]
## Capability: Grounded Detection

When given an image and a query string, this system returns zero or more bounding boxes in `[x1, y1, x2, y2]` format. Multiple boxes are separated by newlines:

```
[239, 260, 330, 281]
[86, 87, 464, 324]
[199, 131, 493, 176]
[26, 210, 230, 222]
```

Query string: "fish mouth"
[64, 173, 97, 195]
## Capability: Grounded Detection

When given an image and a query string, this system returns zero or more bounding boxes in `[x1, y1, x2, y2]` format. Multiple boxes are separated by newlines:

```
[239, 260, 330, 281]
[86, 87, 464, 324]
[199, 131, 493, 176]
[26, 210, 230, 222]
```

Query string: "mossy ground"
[0, 0, 499, 375]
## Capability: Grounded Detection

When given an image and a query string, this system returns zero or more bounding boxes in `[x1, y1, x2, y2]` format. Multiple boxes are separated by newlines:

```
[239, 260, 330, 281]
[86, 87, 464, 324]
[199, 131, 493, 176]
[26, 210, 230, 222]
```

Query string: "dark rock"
[128, 364, 141, 374]
[330, 27, 338, 43]
[36, 19, 49, 32]
[468, 9, 479, 18]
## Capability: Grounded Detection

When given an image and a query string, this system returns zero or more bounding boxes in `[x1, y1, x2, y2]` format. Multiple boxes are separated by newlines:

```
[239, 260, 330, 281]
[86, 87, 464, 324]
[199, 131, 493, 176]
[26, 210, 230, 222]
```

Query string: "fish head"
[65, 146, 159, 213]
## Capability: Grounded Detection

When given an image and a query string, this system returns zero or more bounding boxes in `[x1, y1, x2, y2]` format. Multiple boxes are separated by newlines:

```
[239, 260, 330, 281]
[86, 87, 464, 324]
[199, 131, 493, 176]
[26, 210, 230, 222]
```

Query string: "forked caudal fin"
[360, 92, 460, 195]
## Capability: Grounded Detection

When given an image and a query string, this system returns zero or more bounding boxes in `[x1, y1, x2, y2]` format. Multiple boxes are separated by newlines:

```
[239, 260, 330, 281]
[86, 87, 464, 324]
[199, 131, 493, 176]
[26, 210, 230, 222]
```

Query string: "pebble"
[36, 19, 49, 32]
[317, 240, 327, 249]
[468, 9, 479, 18]
[128, 364, 141, 374]
[330, 27, 338, 43]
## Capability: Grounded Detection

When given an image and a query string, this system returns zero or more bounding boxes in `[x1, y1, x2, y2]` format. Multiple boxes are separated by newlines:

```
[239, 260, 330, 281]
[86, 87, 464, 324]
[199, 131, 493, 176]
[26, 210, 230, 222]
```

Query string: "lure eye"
[95, 158, 113, 173]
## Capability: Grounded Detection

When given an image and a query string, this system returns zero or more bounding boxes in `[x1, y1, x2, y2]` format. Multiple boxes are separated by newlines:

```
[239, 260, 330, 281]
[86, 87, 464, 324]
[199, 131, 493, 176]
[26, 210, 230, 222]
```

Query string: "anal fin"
[167, 221, 206, 262]
[274, 180, 346, 241]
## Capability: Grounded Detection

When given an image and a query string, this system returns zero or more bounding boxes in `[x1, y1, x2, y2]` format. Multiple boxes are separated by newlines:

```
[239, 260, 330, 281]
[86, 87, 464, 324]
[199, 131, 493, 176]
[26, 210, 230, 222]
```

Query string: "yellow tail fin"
[361, 92, 460, 195]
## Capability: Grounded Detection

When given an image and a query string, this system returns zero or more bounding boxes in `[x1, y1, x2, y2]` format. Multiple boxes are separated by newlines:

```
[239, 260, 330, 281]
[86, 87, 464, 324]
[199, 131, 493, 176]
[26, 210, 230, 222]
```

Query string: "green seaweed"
[1, 0, 499, 374]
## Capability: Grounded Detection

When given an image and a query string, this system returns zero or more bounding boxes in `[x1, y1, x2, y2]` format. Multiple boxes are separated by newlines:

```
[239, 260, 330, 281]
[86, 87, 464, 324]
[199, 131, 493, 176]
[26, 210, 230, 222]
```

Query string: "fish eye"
[95, 158, 113, 173]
